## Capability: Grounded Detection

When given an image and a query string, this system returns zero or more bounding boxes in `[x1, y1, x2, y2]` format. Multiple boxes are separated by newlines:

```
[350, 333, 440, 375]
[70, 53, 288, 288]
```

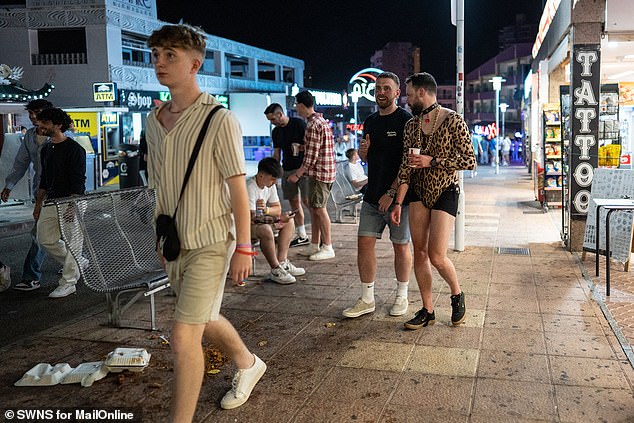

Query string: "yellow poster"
[619, 82, 634, 106]
[68, 112, 98, 138]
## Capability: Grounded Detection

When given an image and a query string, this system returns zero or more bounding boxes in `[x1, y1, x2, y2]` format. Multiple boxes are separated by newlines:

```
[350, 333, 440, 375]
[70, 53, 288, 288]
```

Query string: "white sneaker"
[389, 295, 409, 316]
[220, 354, 267, 410]
[48, 284, 76, 298]
[269, 266, 296, 284]
[281, 259, 305, 276]
[309, 246, 335, 261]
[342, 297, 376, 318]
[298, 244, 320, 256]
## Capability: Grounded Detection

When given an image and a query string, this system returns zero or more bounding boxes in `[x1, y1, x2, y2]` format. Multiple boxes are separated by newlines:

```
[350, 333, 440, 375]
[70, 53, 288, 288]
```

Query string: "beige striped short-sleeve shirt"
[146, 93, 246, 249]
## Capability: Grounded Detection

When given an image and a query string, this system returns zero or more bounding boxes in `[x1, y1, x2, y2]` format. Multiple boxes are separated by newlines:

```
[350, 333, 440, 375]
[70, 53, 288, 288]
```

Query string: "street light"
[499, 102, 508, 166]
[489, 76, 505, 174]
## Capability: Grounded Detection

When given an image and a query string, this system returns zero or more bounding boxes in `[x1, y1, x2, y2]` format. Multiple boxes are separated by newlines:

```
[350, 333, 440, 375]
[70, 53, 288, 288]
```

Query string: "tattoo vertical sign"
[570, 44, 600, 215]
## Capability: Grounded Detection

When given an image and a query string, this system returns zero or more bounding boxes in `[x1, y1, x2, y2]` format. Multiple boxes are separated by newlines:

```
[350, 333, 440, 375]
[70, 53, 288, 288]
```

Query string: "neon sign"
[473, 123, 498, 140]
[348, 67, 383, 104]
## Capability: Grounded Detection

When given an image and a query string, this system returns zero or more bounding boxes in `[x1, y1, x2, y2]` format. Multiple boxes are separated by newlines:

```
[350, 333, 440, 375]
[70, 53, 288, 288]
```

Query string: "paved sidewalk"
[1, 166, 633, 422]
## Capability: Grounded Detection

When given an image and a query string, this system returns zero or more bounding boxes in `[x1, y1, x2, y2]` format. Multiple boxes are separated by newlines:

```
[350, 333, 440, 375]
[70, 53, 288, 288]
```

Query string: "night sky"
[157, 0, 544, 90]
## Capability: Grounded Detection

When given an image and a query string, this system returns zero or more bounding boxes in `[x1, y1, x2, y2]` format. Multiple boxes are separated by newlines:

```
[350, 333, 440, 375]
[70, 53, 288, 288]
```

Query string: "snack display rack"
[539, 104, 563, 211]
[560, 87, 571, 245]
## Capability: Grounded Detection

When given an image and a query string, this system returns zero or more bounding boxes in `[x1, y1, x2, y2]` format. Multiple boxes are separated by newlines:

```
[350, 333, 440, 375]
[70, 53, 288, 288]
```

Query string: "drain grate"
[523, 210, 544, 214]
[496, 247, 530, 255]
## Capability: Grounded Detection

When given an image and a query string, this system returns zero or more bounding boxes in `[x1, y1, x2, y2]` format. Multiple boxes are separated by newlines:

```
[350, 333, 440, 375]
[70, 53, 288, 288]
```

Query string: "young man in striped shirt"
[145, 24, 265, 421]
[287, 90, 336, 261]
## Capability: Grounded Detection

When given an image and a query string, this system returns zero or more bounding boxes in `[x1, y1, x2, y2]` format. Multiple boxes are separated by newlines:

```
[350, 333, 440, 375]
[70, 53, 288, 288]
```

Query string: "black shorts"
[432, 185, 460, 217]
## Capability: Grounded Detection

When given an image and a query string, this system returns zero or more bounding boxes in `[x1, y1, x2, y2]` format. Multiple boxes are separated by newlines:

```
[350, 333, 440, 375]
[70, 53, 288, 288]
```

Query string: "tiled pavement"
[1, 165, 633, 422]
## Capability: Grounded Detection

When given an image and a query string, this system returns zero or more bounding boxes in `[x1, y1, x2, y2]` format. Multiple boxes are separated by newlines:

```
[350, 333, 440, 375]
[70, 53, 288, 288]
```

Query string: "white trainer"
[48, 284, 76, 298]
[342, 297, 376, 318]
[269, 266, 296, 284]
[389, 295, 409, 316]
[281, 259, 305, 276]
[309, 246, 335, 261]
[220, 354, 267, 409]
[298, 244, 320, 256]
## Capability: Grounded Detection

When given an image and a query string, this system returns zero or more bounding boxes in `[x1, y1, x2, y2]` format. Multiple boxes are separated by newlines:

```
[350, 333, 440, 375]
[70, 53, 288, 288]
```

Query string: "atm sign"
[93, 82, 116, 102]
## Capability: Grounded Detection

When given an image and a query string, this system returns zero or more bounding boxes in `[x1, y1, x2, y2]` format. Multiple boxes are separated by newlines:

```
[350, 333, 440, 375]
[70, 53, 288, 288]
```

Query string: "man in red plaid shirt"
[288, 90, 336, 261]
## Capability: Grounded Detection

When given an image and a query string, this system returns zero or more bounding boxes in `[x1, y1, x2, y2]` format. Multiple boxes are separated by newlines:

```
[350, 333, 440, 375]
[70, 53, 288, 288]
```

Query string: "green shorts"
[308, 177, 332, 208]
[282, 169, 309, 201]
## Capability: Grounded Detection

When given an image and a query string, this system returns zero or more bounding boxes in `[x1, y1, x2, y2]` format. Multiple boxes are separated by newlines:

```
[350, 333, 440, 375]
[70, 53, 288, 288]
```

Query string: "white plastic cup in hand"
[291, 143, 300, 156]
[408, 148, 420, 167]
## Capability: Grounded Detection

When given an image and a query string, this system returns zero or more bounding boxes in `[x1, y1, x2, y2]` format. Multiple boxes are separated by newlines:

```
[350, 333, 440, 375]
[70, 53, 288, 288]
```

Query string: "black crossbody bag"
[156, 105, 222, 261]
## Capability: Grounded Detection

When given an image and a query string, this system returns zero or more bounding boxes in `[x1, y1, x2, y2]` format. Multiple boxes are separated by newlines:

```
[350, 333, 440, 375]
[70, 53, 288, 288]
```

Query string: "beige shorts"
[166, 236, 234, 324]
[308, 177, 333, 208]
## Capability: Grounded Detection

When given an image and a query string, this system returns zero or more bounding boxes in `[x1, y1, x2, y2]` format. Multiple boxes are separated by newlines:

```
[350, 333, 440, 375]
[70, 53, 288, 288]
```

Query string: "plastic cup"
[409, 148, 420, 167]
[291, 143, 300, 156]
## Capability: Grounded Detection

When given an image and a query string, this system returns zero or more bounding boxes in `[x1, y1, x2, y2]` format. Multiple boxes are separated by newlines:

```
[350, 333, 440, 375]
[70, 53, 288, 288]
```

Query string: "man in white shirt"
[502, 135, 512, 166]
[345, 148, 368, 193]
[247, 157, 305, 284]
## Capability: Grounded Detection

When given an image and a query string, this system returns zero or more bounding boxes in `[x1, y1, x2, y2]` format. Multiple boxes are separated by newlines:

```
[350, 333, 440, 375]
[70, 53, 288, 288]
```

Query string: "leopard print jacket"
[396, 110, 476, 209]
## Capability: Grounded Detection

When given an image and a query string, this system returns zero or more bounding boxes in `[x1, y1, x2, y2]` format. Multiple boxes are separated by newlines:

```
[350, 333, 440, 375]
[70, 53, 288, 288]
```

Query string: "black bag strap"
[172, 105, 223, 219]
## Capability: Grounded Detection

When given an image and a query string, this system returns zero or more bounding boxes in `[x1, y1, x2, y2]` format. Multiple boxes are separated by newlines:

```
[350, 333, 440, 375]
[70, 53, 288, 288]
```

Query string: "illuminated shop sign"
[569, 44, 600, 215]
[348, 67, 383, 106]
[473, 123, 498, 140]
[118, 89, 171, 111]
[100, 112, 118, 127]
[310, 90, 343, 107]
[93, 82, 116, 102]
[346, 123, 364, 132]
[110, 0, 157, 18]
[532, 0, 562, 58]
[290, 84, 342, 107]
[216, 94, 230, 109]
[68, 112, 98, 138]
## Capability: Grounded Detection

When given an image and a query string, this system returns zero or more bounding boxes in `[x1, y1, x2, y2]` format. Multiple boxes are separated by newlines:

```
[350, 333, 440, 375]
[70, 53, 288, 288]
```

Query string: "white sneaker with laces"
[309, 246, 335, 261]
[298, 244, 320, 256]
[221, 354, 267, 409]
[389, 295, 409, 316]
[281, 259, 305, 276]
[48, 284, 76, 298]
[342, 297, 376, 318]
[269, 266, 296, 284]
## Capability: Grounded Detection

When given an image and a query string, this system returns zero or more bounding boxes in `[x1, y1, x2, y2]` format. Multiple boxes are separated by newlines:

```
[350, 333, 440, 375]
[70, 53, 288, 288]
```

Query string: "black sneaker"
[404, 307, 435, 330]
[289, 236, 310, 248]
[451, 292, 466, 325]
[13, 280, 41, 291]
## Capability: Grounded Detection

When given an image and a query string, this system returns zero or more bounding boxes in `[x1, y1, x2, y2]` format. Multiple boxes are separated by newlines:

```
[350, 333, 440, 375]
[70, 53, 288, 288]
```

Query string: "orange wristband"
[235, 249, 258, 256]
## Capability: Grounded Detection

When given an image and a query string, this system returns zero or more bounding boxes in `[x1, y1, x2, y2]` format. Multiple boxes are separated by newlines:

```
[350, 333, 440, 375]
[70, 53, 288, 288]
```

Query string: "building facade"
[436, 84, 456, 111]
[370, 42, 421, 105]
[0, 0, 304, 186]
[464, 43, 533, 137]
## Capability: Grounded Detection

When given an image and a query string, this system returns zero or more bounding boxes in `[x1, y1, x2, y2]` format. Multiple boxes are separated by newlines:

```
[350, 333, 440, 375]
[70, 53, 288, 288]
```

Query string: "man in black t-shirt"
[264, 103, 309, 247]
[343, 72, 414, 319]
[34, 108, 86, 299]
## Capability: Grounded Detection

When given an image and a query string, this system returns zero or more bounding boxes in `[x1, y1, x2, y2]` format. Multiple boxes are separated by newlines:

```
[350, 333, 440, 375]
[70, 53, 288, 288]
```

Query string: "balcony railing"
[31, 53, 87, 65]
[122, 59, 153, 69]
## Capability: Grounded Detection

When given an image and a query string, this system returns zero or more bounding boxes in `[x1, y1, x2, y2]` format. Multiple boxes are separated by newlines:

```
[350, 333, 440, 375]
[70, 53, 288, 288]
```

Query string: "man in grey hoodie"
[1, 99, 54, 291]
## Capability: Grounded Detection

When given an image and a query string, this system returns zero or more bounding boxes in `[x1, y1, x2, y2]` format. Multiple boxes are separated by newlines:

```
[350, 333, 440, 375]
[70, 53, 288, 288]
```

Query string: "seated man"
[345, 148, 368, 194]
[247, 157, 305, 284]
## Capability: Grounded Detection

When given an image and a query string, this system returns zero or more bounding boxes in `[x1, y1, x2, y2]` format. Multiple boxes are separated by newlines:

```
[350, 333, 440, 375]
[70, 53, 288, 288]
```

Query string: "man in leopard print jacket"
[390, 72, 476, 330]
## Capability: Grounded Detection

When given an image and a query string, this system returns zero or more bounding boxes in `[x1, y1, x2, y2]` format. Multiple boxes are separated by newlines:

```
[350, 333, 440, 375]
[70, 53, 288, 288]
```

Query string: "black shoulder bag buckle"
[156, 105, 223, 261]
